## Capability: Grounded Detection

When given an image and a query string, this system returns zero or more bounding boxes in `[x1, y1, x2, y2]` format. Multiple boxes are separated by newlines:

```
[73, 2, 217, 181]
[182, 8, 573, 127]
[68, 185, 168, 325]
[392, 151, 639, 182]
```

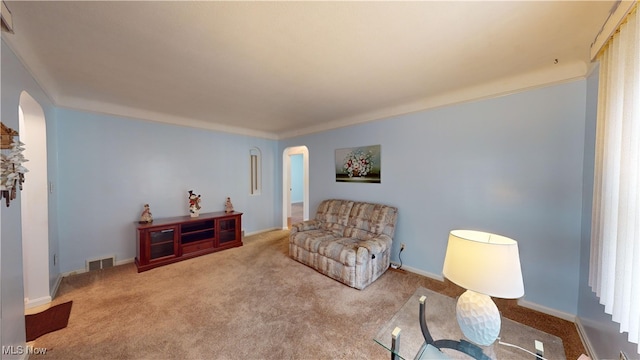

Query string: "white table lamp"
[442, 230, 524, 346]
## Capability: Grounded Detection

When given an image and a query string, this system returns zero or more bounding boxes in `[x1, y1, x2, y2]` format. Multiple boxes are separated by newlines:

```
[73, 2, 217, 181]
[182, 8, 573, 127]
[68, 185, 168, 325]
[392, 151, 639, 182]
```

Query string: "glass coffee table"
[374, 287, 566, 360]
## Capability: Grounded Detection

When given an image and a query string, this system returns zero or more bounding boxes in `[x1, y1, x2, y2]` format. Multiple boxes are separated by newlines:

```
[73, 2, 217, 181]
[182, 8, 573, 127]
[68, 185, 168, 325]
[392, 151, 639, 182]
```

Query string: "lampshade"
[443, 230, 524, 299]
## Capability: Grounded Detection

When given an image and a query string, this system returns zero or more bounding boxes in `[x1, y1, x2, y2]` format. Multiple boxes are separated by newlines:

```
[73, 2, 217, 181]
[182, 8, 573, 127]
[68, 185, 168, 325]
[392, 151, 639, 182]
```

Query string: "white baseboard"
[49, 229, 281, 297]
[517, 299, 576, 322]
[24, 295, 52, 310]
[57, 230, 280, 281]
[245, 227, 280, 236]
[398, 265, 577, 322]
[117, 258, 134, 266]
[59, 257, 136, 279]
[400, 264, 445, 282]
[575, 317, 596, 360]
[51, 274, 63, 299]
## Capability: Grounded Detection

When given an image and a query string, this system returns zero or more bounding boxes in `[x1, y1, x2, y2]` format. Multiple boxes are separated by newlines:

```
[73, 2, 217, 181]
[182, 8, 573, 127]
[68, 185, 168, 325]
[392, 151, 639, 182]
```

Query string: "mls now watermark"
[2, 345, 48, 356]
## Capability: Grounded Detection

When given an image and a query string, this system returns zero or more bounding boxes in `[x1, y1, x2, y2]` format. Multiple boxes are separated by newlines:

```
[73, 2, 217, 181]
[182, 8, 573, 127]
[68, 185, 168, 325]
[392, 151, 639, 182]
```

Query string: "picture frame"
[335, 145, 381, 183]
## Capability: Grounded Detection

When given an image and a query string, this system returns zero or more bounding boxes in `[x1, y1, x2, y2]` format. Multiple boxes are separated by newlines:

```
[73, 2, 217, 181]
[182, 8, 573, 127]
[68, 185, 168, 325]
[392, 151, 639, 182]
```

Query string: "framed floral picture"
[335, 145, 381, 183]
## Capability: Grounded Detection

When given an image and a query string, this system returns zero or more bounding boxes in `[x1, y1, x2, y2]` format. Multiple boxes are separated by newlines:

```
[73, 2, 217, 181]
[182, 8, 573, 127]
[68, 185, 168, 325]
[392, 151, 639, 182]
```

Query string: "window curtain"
[589, 5, 640, 353]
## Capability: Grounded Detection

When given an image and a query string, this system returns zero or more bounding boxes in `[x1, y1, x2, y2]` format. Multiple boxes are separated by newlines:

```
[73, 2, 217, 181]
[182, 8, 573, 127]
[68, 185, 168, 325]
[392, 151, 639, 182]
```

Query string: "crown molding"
[277, 60, 588, 140]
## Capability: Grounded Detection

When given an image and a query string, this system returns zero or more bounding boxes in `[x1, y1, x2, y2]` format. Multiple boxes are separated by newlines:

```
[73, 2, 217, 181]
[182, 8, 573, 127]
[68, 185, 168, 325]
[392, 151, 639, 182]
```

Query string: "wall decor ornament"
[225, 197, 234, 213]
[1, 122, 18, 149]
[139, 203, 153, 224]
[335, 145, 381, 183]
[1, 122, 28, 207]
[188, 190, 201, 217]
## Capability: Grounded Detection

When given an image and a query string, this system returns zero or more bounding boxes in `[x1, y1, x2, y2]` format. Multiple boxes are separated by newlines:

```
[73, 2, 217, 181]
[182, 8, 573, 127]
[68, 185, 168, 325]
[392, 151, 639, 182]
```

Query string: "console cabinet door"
[217, 215, 241, 247]
[145, 225, 179, 263]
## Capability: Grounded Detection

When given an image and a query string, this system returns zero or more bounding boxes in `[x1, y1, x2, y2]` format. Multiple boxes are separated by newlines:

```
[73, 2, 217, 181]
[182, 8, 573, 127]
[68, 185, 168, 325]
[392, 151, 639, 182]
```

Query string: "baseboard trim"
[517, 299, 576, 322]
[57, 230, 281, 280]
[245, 227, 280, 236]
[398, 265, 577, 322]
[60, 257, 136, 278]
[117, 258, 135, 266]
[51, 274, 63, 300]
[398, 264, 445, 283]
[24, 295, 52, 310]
[575, 317, 596, 359]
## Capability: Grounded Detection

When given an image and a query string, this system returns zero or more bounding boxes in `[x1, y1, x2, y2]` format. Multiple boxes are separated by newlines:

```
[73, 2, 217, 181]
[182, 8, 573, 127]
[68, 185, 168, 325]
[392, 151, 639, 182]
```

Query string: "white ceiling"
[3, 1, 615, 139]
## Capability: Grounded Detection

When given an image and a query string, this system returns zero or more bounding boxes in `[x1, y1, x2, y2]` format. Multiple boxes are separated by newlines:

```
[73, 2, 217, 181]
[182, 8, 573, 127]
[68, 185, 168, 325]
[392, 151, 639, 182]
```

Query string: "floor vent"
[86, 256, 115, 272]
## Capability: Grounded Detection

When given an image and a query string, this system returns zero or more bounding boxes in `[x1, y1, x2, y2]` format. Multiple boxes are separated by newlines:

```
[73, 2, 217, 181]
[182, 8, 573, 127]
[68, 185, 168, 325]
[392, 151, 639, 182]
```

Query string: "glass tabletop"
[374, 287, 566, 360]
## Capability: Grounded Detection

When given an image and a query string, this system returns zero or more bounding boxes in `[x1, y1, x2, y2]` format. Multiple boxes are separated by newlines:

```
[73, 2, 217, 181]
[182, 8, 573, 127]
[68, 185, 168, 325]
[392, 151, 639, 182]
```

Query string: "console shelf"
[135, 211, 242, 272]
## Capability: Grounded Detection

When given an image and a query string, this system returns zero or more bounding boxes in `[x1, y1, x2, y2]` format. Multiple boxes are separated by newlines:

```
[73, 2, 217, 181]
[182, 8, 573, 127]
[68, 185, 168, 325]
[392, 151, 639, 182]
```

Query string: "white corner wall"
[19, 92, 51, 309]
[2, 38, 58, 359]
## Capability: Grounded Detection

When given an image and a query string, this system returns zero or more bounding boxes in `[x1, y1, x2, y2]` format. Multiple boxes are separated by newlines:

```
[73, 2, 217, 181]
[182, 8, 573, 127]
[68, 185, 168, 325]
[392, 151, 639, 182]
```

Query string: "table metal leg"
[419, 295, 491, 360]
[535, 340, 544, 360]
[391, 327, 401, 360]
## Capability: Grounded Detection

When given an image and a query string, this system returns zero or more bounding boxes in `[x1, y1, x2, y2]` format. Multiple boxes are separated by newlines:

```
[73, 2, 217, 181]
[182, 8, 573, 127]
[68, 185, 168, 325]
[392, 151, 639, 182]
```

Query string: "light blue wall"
[577, 67, 640, 358]
[290, 154, 303, 203]
[1, 39, 59, 357]
[55, 109, 279, 273]
[281, 81, 587, 315]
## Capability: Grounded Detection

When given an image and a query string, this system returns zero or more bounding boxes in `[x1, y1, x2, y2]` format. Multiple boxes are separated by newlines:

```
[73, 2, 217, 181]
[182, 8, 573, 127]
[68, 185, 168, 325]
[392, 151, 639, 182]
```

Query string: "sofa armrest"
[357, 234, 393, 259]
[290, 219, 321, 234]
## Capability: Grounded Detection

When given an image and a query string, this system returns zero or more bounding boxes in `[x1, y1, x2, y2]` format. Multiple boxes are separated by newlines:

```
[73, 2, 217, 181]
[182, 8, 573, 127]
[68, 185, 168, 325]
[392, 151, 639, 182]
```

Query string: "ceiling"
[3, 1, 615, 139]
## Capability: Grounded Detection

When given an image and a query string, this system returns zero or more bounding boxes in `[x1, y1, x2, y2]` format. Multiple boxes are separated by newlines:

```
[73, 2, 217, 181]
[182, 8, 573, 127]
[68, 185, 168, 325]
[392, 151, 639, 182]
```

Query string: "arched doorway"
[19, 91, 50, 309]
[282, 146, 309, 229]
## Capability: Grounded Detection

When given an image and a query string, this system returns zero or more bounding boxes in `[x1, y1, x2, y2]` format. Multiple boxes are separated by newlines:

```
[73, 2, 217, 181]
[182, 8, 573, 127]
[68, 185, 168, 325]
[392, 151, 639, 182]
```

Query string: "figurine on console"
[139, 203, 153, 224]
[224, 197, 234, 213]
[188, 190, 202, 217]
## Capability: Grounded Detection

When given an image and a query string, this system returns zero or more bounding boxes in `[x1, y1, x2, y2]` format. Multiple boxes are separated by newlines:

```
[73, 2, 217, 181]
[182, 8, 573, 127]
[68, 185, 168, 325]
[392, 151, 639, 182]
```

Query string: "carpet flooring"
[30, 230, 585, 359]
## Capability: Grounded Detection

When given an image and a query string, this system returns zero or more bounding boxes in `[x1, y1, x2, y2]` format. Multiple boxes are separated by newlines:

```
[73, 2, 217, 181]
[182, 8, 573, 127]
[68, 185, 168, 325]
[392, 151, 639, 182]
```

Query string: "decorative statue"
[188, 190, 201, 217]
[224, 197, 234, 213]
[139, 204, 153, 224]
[0, 136, 28, 207]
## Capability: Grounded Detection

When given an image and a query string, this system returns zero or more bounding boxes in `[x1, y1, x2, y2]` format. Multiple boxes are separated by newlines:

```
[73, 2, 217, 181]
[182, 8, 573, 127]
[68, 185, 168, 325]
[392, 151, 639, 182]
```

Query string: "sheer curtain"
[589, 5, 640, 353]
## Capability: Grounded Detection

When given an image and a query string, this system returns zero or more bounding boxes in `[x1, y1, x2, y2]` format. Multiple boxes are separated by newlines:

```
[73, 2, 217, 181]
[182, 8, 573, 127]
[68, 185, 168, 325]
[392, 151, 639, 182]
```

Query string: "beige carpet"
[31, 230, 585, 359]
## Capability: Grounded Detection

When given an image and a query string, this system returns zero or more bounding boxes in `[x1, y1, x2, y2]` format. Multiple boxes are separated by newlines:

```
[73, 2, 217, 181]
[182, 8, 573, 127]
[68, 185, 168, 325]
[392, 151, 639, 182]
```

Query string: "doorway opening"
[19, 91, 51, 309]
[289, 154, 303, 227]
[282, 146, 309, 229]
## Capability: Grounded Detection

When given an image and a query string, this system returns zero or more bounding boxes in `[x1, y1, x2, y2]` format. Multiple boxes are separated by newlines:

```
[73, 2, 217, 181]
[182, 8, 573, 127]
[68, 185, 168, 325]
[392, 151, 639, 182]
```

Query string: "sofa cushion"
[317, 237, 360, 267]
[315, 199, 354, 235]
[290, 229, 339, 253]
[345, 202, 398, 238]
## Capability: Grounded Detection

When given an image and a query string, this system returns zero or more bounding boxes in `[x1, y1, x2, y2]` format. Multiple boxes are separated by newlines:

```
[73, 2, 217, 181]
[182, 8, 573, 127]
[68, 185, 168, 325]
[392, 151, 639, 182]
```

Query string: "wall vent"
[86, 256, 115, 272]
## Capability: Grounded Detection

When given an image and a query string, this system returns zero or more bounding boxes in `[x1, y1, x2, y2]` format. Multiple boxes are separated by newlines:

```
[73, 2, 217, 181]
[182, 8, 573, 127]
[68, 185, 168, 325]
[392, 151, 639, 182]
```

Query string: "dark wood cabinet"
[136, 211, 242, 272]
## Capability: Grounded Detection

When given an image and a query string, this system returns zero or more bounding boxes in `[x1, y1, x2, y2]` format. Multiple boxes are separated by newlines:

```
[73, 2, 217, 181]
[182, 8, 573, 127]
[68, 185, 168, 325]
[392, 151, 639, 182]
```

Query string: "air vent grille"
[86, 256, 115, 272]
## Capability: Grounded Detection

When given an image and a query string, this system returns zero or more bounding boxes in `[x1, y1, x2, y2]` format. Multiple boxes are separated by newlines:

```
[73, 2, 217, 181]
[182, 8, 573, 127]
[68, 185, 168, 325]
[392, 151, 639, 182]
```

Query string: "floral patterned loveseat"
[289, 199, 398, 290]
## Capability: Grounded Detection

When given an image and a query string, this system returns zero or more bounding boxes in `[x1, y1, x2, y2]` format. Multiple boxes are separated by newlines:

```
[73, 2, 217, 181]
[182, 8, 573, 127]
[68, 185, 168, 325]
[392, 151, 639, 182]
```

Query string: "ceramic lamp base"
[455, 290, 501, 346]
